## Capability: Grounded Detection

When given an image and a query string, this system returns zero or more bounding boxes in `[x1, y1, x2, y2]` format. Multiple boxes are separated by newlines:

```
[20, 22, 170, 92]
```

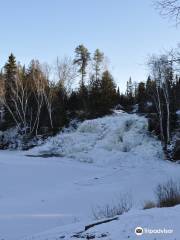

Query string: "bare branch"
[155, 0, 180, 25]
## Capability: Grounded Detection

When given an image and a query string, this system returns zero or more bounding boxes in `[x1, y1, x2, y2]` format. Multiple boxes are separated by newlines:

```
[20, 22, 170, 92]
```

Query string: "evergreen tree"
[89, 74, 101, 116]
[0, 71, 5, 101]
[137, 82, 146, 112]
[126, 77, 134, 105]
[78, 80, 89, 112]
[89, 49, 104, 116]
[100, 70, 117, 114]
[73, 44, 90, 85]
[117, 86, 120, 96]
[174, 76, 180, 109]
[115, 86, 121, 105]
[68, 91, 79, 111]
[73, 45, 90, 112]
[4, 53, 17, 83]
[4, 54, 17, 125]
[93, 49, 104, 81]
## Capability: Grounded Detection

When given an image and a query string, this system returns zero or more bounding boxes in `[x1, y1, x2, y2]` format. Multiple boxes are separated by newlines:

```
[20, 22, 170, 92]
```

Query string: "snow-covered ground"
[27, 206, 180, 240]
[0, 112, 180, 240]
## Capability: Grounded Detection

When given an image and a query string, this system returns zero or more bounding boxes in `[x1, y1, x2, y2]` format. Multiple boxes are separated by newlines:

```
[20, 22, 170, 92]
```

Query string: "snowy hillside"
[0, 112, 180, 240]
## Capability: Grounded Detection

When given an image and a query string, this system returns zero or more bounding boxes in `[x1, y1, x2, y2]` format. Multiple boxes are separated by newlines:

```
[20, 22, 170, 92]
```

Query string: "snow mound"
[31, 112, 163, 165]
[22, 205, 180, 240]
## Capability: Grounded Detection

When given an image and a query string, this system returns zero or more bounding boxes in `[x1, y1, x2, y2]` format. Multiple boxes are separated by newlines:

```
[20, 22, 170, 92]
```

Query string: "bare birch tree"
[148, 54, 174, 145]
[1, 64, 31, 131]
[41, 63, 54, 128]
[55, 56, 77, 96]
[148, 56, 165, 144]
[29, 60, 47, 135]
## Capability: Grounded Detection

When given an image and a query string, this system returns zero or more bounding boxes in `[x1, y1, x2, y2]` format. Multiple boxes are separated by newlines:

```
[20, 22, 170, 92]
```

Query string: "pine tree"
[73, 45, 90, 112]
[73, 44, 90, 85]
[93, 49, 104, 81]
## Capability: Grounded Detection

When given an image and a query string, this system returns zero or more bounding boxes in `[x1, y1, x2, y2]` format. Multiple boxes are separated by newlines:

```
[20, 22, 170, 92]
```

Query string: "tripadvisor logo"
[135, 226, 173, 236]
[135, 227, 144, 236]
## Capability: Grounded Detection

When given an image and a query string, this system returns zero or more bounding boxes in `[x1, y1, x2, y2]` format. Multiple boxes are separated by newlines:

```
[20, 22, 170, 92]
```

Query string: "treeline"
[122, 48, 180, 159]
[0, 45, 120, 137]
[0, 44, 179, 158]
[126, 73, 179, 143]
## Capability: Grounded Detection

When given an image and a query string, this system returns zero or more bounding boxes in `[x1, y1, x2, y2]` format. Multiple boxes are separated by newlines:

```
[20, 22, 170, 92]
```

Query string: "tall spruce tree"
[4, 53, 17, 82]
[4, 53, 17, 125]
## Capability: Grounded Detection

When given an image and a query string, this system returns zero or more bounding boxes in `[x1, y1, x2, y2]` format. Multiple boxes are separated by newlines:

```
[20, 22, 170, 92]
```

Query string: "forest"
[0, 44, 180, 159]
[1, 1, 180, 239]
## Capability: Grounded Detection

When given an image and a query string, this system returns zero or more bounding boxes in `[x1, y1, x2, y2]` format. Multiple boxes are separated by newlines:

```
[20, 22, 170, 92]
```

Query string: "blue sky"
[0, 0, 180, 91]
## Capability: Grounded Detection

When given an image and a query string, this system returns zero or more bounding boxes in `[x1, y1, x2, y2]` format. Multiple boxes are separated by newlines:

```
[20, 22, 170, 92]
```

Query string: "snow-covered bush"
[167, 134, 180, 161]
[155, 180, 180, 208]
[92, 194, 132, 220]
[0, 127, 45, 150]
